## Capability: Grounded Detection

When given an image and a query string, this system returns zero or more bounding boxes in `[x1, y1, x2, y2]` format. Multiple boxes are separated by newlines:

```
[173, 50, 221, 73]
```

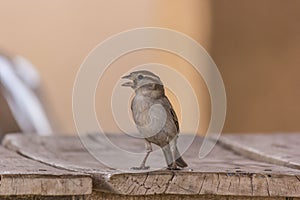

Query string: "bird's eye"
[137, 75, 144, 79]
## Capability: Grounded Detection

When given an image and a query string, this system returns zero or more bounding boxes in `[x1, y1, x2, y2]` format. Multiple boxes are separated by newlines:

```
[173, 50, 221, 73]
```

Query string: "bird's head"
[121, 70, 163, 91]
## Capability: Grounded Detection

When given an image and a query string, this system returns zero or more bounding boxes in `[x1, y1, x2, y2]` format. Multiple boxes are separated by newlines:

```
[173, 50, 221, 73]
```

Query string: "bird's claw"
[167, 167, 180, 170]
[131, 166, 150, 170]
[167, 163, 180, 170]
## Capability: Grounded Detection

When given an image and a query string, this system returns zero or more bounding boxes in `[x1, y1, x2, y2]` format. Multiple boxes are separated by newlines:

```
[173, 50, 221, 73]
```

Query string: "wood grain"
[0, 146, 91, 196]
[216, 133, 300, 170]
[89, 192, 300, 200]
[3, 133, 300, 198]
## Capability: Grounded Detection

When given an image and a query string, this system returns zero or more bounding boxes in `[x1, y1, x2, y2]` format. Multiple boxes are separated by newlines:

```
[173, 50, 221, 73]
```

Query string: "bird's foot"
[131, 166, 150, 170]
[167, 166, 180, 170]
[167, 163, 180, 170]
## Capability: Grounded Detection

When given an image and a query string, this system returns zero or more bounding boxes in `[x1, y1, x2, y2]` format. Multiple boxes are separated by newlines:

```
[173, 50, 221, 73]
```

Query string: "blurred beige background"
[210, 0, 300, 132]
[1, 0, 300, 134]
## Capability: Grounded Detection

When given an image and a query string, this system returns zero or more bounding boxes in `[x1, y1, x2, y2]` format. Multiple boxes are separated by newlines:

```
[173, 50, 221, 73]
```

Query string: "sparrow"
[122, 70, 188, 170]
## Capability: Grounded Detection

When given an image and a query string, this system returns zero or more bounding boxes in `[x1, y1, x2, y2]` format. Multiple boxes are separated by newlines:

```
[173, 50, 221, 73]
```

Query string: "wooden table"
[0, 133, 300, 199]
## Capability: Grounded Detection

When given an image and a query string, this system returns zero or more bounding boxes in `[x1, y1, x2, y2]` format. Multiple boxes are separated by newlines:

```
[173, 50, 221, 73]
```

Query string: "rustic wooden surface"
[2, 133, 300, 199]
[88, 192, 300, 200]
[217, 133, 300, 170]
[0, 145, 91, 197]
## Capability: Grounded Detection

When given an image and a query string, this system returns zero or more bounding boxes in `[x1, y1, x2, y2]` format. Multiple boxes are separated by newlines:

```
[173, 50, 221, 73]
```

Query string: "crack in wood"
[228, 181, 232, 192]
[173, 183, 196, 194]
[198, 174, 206, 194]
[216, 174, 221, 193]
[41, 179, 46, 194]
[131, 174, 148, 195]
[250, 175, 254, 196]
[143, 174, 152, 195]
[127, 176, 144, 195]
[143, 174, 174, 195]
[265, 176, 271, 197]
[141, 174, 149, 187]
[123, 176, 135, 194]
[69, 179, 82, 187]
[163, 172, 175, 194]
[295, 175, 300, 182]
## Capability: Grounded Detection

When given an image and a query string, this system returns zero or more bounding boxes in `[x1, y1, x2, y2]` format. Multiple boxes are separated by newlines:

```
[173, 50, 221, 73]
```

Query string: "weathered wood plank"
[88, 192, 300, 200]
[3, 133, 300, 198]
[0, 146, 91, 196]
[0, 196, 87, 200]
[216, 133, 300, 170]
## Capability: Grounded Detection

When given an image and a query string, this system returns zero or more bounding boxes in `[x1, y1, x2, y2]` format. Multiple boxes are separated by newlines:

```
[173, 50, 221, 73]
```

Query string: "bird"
[121, 70, 188, 170]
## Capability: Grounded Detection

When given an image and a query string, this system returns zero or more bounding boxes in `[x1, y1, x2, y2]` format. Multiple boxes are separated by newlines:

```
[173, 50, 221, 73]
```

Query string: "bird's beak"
[121, 74, 134, 87]
[122, 74, 131, 79]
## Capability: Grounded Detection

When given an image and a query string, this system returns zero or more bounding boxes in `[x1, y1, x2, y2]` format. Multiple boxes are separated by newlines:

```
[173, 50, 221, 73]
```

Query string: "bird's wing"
[161, 96, 179, 133]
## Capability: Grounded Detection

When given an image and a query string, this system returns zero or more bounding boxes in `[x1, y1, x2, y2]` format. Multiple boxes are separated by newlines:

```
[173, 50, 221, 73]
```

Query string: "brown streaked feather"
[162, 95, 179, 133]
[170, 107, 179, 133]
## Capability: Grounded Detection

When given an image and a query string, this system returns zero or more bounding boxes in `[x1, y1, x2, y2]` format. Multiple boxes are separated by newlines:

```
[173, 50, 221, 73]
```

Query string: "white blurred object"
[0, 55, 53, 135]
[14, 55, 41, 90]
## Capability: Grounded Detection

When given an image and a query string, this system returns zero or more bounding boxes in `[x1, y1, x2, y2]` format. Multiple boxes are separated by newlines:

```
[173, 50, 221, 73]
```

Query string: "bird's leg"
[131, 140, 152, 170]
[139, 143, 152, 169]
[168, 138, 179, 170]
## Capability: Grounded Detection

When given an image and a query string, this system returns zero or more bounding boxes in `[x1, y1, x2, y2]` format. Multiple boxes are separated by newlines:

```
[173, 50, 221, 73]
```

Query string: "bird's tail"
[174, 146, 188, 168]
[162, 145, 188, 168]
